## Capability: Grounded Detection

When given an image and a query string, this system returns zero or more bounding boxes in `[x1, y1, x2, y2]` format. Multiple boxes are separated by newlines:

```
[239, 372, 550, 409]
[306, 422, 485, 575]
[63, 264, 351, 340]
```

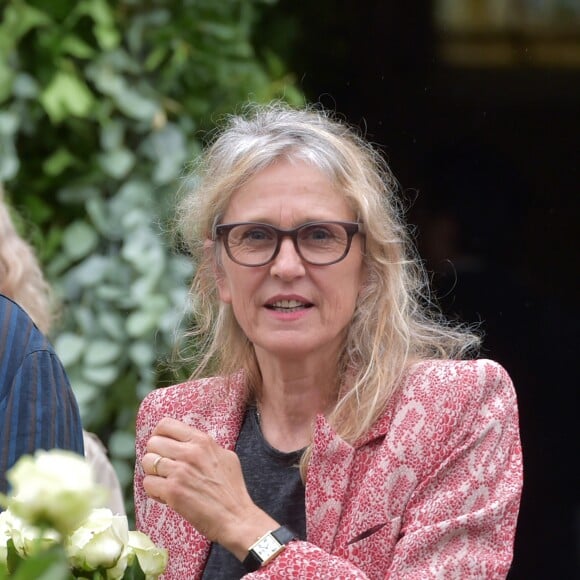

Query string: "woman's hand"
[141, 417, 278, 560]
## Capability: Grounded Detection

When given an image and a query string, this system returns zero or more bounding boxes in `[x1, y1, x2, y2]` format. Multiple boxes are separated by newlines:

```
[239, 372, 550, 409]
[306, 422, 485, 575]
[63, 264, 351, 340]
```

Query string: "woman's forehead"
[222, 161, 355, 225]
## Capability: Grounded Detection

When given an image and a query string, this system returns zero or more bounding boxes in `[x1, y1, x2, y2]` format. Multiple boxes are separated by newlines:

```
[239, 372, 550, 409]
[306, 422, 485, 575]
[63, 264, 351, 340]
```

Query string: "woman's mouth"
[265, 299, 313, 313]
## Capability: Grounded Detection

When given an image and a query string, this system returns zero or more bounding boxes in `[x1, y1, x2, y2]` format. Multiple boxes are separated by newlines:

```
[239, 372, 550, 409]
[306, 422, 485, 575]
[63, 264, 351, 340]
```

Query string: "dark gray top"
[201, 406, 306, 579]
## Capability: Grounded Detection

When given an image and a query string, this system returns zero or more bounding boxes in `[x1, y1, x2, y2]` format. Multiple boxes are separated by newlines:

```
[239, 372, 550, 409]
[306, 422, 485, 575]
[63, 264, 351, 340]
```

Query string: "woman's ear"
[204, 239, 232, 304]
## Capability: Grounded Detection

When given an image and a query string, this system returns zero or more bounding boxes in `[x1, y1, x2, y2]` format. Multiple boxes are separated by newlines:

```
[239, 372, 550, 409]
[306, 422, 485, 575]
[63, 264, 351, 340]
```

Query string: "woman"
[134, 103, 522, 578]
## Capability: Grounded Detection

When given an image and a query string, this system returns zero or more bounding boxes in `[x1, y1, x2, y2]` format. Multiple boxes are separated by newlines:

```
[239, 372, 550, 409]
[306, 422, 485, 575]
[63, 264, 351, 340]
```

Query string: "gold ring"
[152, 455, 163, 476]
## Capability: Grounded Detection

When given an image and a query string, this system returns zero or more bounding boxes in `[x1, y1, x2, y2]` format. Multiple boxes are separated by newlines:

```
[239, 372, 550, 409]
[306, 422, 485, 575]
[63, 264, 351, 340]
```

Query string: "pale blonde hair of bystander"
[0, 186, 53, 334]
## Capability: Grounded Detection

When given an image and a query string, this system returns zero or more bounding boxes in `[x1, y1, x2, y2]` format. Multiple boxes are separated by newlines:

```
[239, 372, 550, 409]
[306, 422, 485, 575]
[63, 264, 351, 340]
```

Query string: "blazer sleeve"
[385, 360, 523, 579]
[244, 541, 371, 579]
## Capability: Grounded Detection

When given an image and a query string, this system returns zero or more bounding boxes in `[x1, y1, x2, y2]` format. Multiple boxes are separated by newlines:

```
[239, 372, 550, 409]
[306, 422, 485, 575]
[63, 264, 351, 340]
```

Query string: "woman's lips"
[265, 299, 313, 312]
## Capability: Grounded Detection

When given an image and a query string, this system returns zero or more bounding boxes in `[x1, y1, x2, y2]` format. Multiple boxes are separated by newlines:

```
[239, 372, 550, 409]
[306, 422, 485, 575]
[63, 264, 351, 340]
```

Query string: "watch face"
[253, 534, 282, 561]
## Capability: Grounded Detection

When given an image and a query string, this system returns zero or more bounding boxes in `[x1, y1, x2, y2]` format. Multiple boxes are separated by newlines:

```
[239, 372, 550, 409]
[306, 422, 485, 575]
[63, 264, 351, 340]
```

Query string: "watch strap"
[271, 525, 296, 546]
[242, 525, 297, 572]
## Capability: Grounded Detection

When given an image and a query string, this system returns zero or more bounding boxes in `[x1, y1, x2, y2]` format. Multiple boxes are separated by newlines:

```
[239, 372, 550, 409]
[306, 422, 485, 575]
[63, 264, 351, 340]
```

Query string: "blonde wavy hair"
[176, 102, 480, 451]
[0, 186, 54, 334]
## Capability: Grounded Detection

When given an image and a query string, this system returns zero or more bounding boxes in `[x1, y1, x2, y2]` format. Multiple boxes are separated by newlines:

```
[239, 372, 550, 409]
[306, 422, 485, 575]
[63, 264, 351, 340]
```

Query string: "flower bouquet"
[0, 449, 167, 579]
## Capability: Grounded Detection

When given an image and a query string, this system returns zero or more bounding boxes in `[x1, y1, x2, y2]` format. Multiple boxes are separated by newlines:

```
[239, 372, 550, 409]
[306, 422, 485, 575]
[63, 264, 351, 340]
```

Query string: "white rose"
[105, 546, 130, 580]
[1, 509, 59, 559]
[127, 530, 168, 579]
[7, 450, 106, 536]
[66, 508, 129, 577]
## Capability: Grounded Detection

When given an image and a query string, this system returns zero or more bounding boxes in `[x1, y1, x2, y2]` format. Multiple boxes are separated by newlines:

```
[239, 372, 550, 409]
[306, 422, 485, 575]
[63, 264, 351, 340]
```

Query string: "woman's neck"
[252, 352, 338, 452]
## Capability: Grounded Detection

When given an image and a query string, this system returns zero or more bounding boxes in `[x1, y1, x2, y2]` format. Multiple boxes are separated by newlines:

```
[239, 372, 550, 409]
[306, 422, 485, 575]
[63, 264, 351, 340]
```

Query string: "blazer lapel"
[306, 414, 356, 552]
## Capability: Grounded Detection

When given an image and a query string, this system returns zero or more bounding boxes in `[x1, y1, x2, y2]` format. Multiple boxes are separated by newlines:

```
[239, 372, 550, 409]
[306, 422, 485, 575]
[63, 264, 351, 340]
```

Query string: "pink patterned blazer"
[134, 359, 523, 579]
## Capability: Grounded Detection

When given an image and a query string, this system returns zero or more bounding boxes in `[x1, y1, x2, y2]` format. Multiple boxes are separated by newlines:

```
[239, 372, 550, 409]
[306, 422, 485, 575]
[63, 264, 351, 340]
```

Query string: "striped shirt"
[0, 294, 84, 495]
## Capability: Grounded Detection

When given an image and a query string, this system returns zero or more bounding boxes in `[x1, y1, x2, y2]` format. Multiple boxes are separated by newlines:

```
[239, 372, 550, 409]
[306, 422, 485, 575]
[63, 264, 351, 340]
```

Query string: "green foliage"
[2, 539, 72, 580]
[1, 0, 302, 519]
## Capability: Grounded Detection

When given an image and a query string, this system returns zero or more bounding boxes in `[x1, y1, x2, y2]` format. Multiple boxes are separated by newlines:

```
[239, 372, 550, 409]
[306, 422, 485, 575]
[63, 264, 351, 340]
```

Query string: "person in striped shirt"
[0, 293, 84, 495]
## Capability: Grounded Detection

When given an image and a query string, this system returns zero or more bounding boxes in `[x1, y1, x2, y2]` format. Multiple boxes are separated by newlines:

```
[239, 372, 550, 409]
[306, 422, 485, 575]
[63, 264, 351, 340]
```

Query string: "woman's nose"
[269, 238, 306, 279]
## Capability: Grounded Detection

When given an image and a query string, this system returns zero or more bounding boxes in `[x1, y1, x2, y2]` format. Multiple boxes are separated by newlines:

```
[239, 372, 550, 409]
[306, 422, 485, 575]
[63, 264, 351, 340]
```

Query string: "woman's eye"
[243, 227, 274, 242]
[305, 227, 333, 241]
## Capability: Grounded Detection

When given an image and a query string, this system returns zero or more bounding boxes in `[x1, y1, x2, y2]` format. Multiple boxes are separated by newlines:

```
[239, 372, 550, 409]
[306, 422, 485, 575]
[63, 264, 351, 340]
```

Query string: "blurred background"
[1, 1, 578, 577]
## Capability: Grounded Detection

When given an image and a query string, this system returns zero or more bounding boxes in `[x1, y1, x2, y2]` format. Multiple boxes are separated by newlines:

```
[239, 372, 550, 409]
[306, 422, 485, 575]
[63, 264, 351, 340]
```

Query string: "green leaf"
[6, 538, 21, 574]
[126, 310, 158, 338]
[40, 71, 95, 123]
[86, 197, 113, 236]
[100, 120, 125, 151]
[95, 23, 121, 51]
[5, 540, 70, 579]
[0, 137, 19, 180]
[82, 364, 119, 386]
[98, 311, 126, 341]
[67, 377, 100, 410]
[94, 284, 128, 302]
[97, 148, 135, 179]
[57, 185, 101, 204]
[0, 111, 20, 177]
[198, 21, 238, 41]
[111, 180, 155, 213]
[54, 333, 86, 367]
[144, 45, 170, 71]
[0, 111, 19, 135]
[75, 0, 121, 50]
[108, 430, 136, 459]
[13, 73, 39, 99]
[22, 195, 54, 223]
[129, 341, 155, 368]
[46, 252, 75, 278]
[86, 63, 125, 98]
[114, 89, 159, 121]
[43, 147, 77, 176]
[60, 35, 95, 59]
[0, 62, 14, 104]
[110, 458, 133, 489]
[84, 340, 122, 366]
[62, 221, 99, 260]
[123, 558, 146, 580]
[0, 2, 51, 46]
[145, 124, 187, 185]
[12, 558, 70, 580]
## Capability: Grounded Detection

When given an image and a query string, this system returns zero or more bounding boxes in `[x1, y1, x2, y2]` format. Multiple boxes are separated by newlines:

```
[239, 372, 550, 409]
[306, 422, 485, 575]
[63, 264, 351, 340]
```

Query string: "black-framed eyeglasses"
[214, 221, 363, 267]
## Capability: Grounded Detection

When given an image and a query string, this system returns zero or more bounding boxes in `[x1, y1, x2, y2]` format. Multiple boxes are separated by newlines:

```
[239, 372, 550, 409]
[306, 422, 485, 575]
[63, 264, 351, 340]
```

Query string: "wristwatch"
[242, 526, 297, 572]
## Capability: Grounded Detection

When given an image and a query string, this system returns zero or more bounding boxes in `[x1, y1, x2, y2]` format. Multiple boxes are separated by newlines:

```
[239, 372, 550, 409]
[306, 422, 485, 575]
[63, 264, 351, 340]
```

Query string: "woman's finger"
[142, 452, 172, 477]
[151, 417, 200, 441]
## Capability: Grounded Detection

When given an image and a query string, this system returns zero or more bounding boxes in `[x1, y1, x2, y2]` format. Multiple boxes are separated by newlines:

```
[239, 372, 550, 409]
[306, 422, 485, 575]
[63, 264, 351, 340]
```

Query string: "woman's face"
[215, 159, 366, 362]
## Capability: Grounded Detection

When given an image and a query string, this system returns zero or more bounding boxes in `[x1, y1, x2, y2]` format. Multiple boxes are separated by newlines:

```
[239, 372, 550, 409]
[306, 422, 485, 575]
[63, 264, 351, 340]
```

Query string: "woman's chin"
[253, 336, 342, 365]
